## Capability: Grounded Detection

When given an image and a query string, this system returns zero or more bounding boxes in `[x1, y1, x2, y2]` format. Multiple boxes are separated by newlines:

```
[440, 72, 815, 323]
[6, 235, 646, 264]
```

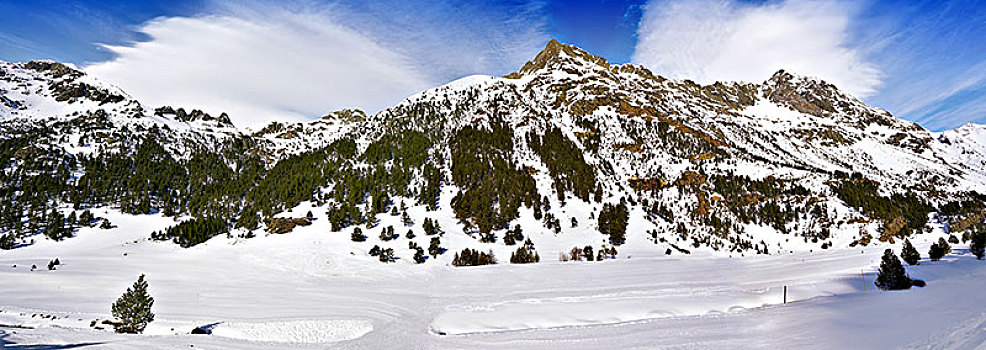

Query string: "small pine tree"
[111, 274, 155, 334]
[971, 230, 986, 260]
[401, 211, 412, 226]
[928, 237, 950, 261]
[900, 239, 920, 265]
[0, 234, 15, 250]
[422, 218, 436, 235]
[378, 248, 395, 263]
[413, 247, 426, 264]
[428, 237, 443, 258]
[380, 226, 395, 241]
[875, 249, 911, 291]
[100, 219, 113, 229]
[351, 227, 367, 242]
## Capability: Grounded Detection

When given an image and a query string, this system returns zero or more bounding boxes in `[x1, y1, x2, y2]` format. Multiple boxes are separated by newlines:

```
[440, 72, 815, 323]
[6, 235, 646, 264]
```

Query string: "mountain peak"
[506, 39, 610, 78]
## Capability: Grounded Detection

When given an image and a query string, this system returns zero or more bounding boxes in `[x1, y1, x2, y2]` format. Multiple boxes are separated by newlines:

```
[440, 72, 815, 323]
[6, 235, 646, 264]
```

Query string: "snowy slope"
[0, 209, 984, 349]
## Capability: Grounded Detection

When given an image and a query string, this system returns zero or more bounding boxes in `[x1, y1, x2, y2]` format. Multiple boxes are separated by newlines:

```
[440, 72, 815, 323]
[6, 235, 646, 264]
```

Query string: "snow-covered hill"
[1, 40, 985, 260]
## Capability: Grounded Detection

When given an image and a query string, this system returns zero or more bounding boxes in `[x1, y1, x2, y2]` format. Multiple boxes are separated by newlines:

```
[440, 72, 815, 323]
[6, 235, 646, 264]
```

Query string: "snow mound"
[210, 319, 372, 344]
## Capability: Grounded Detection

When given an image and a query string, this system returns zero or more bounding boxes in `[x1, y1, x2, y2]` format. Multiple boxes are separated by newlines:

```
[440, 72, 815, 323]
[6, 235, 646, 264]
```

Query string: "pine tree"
[401, 211, 412, 226]
[428, 237, 443, 258]
[875, 249, 911, 290]
[422, 218, 436, 235]
[79, 210, 94, 226]
[900, 239, 920, 265]
[412, 247, 426, 264]
[111, 274, 155, 334]
[0, 234, 14, 250]
[971, 230, 986, 260]
[928, 237, 950, 261]
[351, 227, 367, 242]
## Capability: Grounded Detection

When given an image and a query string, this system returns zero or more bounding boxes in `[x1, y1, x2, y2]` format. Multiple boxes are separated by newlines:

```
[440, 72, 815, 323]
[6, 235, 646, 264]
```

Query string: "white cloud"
[86, 8, 430, 128]
[85, 1, 549, 128]
[632, 0, 881, 98]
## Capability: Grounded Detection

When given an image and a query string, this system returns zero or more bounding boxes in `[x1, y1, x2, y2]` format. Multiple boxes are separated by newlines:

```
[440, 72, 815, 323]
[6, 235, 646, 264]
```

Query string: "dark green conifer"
[875, 249, 911, 291]
[111, 274, 155, 334]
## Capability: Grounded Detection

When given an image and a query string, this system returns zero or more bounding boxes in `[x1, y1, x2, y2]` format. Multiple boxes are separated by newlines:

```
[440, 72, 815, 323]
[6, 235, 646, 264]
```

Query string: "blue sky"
[0, 0, 983, 130]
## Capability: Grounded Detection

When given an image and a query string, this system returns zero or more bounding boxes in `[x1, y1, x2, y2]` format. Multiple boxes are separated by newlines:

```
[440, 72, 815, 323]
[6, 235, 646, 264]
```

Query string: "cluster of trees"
[0, 135, 78, 243]
[509, 238, 539, 264]
[527, 127, 597, 201]
[450, 121, 538, 234]
[832, 175, 932, 236]
[150, 217, 226, 248]
[706, 173, 812, 233]
[510, 247, 540, 264]
[408, 241, 426, 264]
[598, 203, 629, 245]
[503, 225, 524, 245]
[379, 225, 397, 241]
[568, 246, 595, 261]
[452, 248, 497, 267]
[422, 218, 442, 236]
[369, 245, 396, 263]
[563, 245, 618, 261]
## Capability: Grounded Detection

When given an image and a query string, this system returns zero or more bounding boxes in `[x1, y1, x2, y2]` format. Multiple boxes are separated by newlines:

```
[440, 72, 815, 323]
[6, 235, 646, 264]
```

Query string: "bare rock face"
[264, 217, 313, 234]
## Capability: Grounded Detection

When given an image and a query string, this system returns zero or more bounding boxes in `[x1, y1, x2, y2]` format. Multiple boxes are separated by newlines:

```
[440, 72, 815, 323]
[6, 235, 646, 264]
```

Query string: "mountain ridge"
[1, 40, 985, 262]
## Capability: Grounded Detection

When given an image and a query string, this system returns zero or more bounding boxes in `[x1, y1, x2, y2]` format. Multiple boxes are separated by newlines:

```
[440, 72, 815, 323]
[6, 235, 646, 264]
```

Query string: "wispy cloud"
[85, 0, 549, 128]
[632, 0, 881, 98]
[854, 0, 986, 131]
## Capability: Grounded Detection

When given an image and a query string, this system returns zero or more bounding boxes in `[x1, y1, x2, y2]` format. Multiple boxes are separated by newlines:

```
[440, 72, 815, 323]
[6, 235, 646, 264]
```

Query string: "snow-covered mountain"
[2, 40, 985, 261]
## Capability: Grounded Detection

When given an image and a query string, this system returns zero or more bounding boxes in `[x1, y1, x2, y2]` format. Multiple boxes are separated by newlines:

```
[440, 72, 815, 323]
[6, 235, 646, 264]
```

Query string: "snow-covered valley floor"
[2, 210, 985, 349]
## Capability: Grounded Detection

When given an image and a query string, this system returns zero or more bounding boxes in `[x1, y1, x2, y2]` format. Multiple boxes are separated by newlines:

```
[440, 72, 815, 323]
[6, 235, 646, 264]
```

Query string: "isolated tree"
[111, 274, 155, 334]
[900, 239, 920, 265]
[412, 247, 426, 264]
[401, 211, 412, 226]
[428, 237, 443, 258]
[875, 249, 911, 291]
[422, 218, 436, 235]
[971, 230, 986, 260]
[928, 237, 950, 261]
[0, 234, 14, 250]
[351, 227, 367, 242]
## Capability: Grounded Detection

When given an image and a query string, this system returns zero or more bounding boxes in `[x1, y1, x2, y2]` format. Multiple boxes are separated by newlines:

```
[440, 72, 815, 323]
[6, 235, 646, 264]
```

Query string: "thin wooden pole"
[861, 269, 865, 292]
[783, 286, 787, 304]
